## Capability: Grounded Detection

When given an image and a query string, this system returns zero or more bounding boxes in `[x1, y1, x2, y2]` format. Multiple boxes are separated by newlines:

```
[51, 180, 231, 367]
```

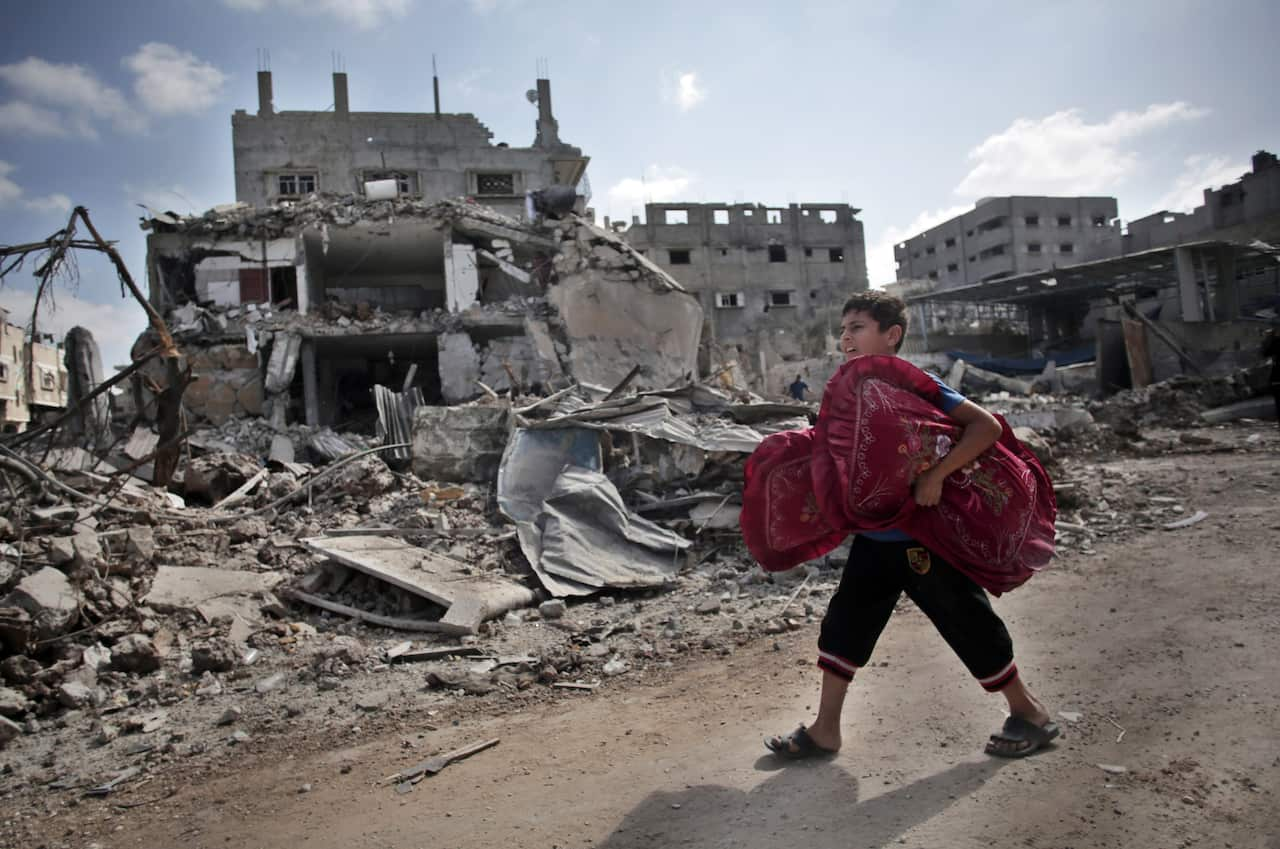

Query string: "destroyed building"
[231, 71, 588, 217]
[140, 199, 704, 440]
[137, 66, 703, 441]
[0, 307, 67, 433]
[893, 196, 1123, 288]
[619, 202, 869, 385]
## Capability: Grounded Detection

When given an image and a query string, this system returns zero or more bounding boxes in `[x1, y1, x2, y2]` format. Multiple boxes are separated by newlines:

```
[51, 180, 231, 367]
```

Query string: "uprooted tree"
[0, 206, 191, 486]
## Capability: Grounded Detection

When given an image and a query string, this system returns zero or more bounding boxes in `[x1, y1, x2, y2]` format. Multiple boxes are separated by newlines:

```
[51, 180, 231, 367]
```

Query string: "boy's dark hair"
[842, 291, 909, 352]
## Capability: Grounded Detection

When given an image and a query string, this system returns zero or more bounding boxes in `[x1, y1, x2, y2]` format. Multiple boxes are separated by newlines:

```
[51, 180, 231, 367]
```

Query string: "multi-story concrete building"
[0, 307, 68, 432]
[894, 196, 1120, 288]
[1125, 150, 1280, 251]
[622, 202, 868, 379]
[231, 71, 589, 220]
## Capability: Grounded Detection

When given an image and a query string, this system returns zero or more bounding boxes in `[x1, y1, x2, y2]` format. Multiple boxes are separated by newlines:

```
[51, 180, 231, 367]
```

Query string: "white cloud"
[123, 44, 227, 116]
[866, 205, 970, 288]
[0, 160, 73, 216]
[0, 56, 143, 135]
[606, 165, 695, 220]
[0, 100, 79, 138]
[955, 102, 1208, 198]
[664, 71, 705, 112]
[22, 192, 72, 214]
[222, 0, 411, 29]
[0, 287, 145, 372]
[1150, 154, 1248, 215]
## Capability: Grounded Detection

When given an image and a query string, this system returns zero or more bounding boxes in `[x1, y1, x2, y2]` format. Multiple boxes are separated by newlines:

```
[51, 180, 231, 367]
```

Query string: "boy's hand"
[913, 467, 946, 507]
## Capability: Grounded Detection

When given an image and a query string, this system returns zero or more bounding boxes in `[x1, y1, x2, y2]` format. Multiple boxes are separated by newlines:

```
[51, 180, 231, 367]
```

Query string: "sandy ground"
[9, 438, 1280, 849]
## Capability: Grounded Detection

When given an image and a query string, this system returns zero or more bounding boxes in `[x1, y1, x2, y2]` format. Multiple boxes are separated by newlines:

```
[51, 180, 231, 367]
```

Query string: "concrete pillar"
[444, 233, 479, 312]
[1176, 246, 1204, 322]
[257, 71, 273, 117]
[1026, 305, 1047, 347]
[1214, 246, 1238, 320]
[332, 72, 349, 116]
[535, 78, 559, 146]
[301, 340, 319, 427]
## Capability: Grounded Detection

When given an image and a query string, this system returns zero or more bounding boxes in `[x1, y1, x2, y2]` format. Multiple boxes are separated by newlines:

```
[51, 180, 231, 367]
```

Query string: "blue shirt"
[859, 373, 966, 543]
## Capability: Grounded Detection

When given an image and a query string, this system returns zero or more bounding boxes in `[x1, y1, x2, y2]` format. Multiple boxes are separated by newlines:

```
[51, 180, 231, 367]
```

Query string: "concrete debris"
[0, 188, 1272, 809]
[110, 634, 162, 674]
[4, 568, 81, 642]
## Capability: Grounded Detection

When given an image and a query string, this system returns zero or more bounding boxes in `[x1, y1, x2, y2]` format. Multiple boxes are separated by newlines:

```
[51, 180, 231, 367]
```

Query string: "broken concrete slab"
[4, 567, 80, 640]
[269, 434, 296, 465]
[143, 566, 283, 643]
[437, 333, 483, 405]
[411, 404, 511, 483]
[1004, 408, 1096, 433]
[1200, 396, 1277, 424]
[298, 535, 533, 635]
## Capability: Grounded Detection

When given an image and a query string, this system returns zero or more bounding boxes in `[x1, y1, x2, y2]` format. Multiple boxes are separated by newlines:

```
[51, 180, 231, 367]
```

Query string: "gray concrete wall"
[894, 196, 1120, 287]
[232, 74, 586, 216]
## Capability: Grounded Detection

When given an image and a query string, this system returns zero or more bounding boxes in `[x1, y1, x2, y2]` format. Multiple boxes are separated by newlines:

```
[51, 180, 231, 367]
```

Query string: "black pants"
[817, 535, 1018, 692]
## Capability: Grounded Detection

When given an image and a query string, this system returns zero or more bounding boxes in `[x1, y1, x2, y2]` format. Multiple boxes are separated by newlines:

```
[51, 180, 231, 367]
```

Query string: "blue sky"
[1, 0, 1276, 370]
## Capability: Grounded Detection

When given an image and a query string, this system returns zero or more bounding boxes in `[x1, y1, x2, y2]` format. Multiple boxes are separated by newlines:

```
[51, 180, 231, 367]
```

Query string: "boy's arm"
[912, 400, 1003, 507]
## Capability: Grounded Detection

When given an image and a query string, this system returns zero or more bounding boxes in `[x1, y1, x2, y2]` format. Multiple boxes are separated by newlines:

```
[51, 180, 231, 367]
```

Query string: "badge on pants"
[906, 547, 932, 575]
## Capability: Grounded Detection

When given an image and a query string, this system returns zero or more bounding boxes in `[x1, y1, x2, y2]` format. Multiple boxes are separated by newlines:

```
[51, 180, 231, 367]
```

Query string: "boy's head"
[840, 291, 908, 358]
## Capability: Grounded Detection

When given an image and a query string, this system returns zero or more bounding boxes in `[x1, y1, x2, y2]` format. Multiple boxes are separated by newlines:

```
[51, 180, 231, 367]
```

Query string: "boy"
[765, 291, 1058, 760]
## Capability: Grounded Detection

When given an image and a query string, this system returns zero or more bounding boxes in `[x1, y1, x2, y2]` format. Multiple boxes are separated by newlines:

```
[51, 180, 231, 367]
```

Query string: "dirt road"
[18, 445, 1280, 849]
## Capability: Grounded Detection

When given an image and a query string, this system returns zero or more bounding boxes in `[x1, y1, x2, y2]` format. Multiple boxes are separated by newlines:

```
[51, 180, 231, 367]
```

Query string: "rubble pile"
[1088, 368, 1268, 436]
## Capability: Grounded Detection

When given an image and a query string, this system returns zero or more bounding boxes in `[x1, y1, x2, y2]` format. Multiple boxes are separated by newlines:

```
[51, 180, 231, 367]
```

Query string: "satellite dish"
[525, 89, 539, 105]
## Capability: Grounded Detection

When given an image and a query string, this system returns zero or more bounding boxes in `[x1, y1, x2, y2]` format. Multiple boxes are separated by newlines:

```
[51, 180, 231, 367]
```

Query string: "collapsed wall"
[134, 196, 703, 432]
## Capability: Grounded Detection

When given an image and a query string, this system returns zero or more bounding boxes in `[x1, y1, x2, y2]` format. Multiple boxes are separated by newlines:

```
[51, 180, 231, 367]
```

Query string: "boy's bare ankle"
[807, 719, 842, 749]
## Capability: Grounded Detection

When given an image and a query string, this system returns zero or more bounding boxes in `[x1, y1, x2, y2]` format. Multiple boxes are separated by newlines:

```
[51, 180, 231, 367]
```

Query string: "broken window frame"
[818, 209, 839, 224]
[275, 172, 318, 198]
[1027, 242, 1042, 254]
[766, 209, 785, 224]
[768, 245, 788, 263]
[1059, 242, 1075, 254]
[664, 209, 690, 225]
[1092, 215, 1108, 227]
[944, 237, 956, 248]
[946, 262, 959, 273]
[1056, 214, 1072, 227]
[715, 292, 744, 309]
[712, 209, 730, 225]
[769, 290, 795, 307]
[828, 247, 845, 263]
[473, 172, 518, 197]
[668, 249, 692, 265]
[1024, 215, 1040, 228]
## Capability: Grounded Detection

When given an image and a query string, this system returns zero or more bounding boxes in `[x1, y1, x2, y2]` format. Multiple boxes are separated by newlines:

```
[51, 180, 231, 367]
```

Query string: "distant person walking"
[788, 374, 809, 401]
[1264, 326, 1280, 430]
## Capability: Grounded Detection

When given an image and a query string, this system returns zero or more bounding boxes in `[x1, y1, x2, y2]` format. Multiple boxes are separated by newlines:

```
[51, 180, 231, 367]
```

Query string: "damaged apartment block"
[621, 203, 870, 387]
[138, 198, 705, 478]
[131, 67, 703, 476]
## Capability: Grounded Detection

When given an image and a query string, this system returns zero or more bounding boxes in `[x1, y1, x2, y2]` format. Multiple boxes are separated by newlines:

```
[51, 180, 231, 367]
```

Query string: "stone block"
[5, 568, 79, 640]
[111, 633, 161, 674]
[0, 715, 20, 746]
[0, 686, 30, 718]
[411, 404, 511, 483]
[437, 333, 481, 404]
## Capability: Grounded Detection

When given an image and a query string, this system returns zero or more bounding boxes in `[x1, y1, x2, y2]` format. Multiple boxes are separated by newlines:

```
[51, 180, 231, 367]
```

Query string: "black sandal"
[984, 716, 1060, 759]
[764, 725, 838, 760]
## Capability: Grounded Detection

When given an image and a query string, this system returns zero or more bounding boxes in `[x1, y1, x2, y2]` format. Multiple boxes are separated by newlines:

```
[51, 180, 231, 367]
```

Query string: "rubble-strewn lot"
[2, 354, 1276, 833]
[1, 418, 1275, 849]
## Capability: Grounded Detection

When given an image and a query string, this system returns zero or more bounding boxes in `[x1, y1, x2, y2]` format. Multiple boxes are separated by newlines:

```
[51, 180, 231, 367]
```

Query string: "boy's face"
[840, 310, 902, 360]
